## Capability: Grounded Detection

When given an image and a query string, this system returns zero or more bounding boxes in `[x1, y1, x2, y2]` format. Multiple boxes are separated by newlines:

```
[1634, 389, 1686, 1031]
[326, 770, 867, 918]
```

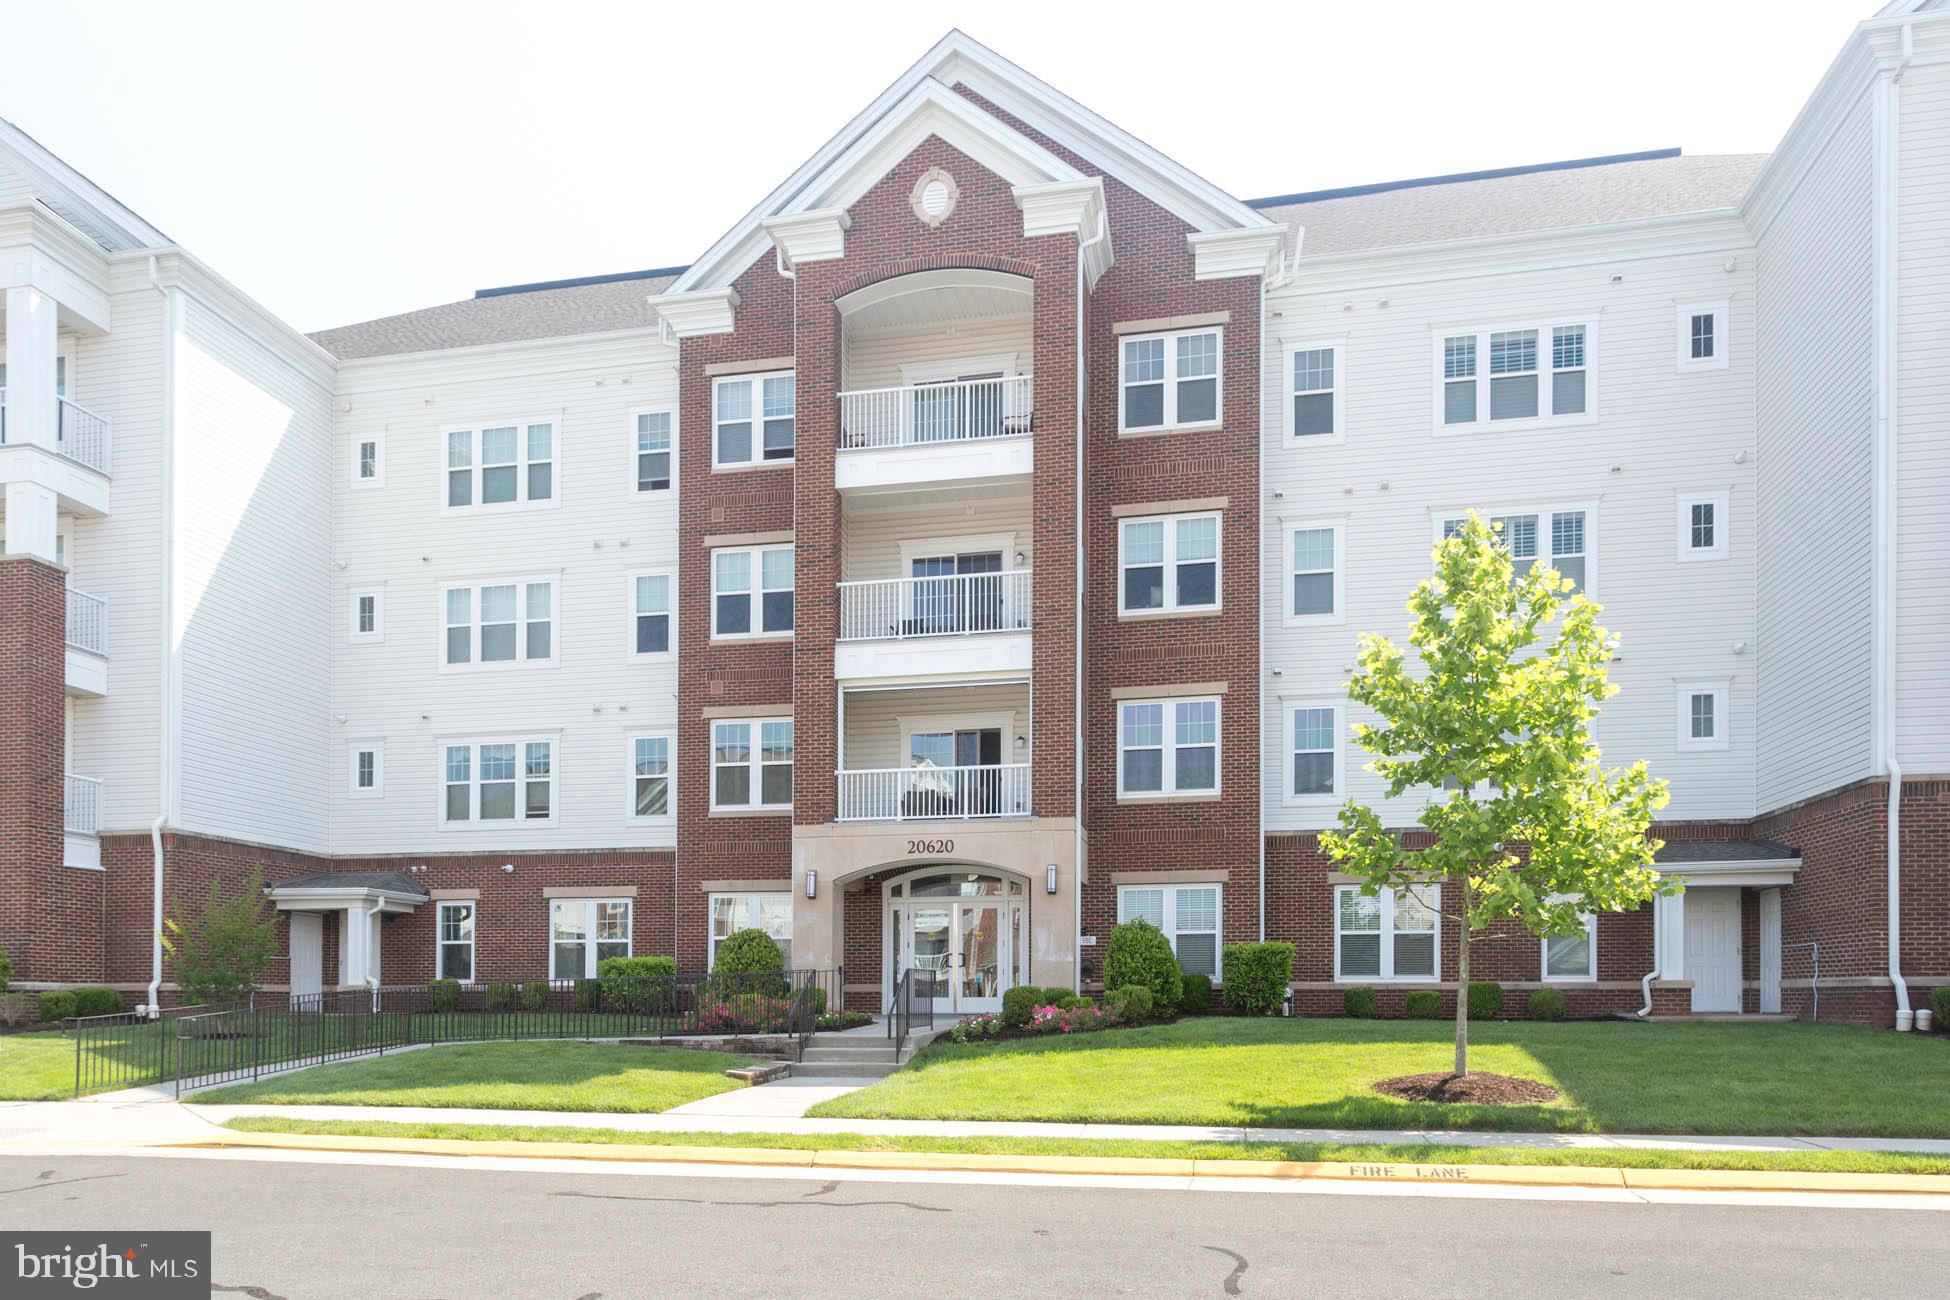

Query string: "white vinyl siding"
[1335, 884, 1439, 982]
[1117, 884, 1222, 978]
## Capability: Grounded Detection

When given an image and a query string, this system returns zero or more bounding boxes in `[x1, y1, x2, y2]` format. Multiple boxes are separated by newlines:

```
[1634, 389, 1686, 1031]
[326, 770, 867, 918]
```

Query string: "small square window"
[1676, 491, 1729, 562]
[348, 743, 384, 798]
[1676, 683, 1730, 752]
[349, 589, 384, 643]
[351, 434, 384, 488]
[1677, 303, 1729, 372]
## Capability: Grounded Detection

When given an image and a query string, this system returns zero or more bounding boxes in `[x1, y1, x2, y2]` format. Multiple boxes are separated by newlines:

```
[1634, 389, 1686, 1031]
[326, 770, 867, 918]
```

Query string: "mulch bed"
[1373, 1072, 1560, 1105]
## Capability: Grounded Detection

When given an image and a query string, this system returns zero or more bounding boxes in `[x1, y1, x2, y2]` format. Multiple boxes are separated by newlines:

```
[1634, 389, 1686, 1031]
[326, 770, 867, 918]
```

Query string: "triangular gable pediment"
[0, 117, 170, 253]
[669, 30, 1275, 295]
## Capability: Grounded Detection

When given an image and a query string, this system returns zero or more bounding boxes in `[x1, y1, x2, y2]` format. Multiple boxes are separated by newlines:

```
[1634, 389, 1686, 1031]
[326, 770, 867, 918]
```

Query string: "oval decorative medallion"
[911, 166, 959, 228]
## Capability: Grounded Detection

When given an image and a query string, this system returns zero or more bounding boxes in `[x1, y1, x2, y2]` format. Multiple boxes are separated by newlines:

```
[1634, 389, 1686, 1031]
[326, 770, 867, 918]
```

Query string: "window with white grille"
[1436, 322, 1595, 432]
[1118, 884, 1223, 977]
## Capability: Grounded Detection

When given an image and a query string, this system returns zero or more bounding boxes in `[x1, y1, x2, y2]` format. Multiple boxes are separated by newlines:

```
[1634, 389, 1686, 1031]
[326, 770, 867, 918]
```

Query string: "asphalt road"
[4, 1154, 1947, 1299]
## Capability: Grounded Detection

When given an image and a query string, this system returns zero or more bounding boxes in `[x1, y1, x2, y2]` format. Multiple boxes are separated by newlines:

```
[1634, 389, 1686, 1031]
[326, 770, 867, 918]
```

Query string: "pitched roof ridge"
[1248, 149, 1689, 209]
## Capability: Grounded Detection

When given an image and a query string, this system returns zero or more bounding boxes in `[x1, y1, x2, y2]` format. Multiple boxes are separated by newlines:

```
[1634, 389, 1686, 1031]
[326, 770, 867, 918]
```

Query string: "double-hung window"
[1440, 508, 1590, 593]
[634, 409, 674, 492]
[630, 572, 673, 655]
[437, 901, 475, 981]
[628, 734, 672, 821]
[1118, 513, 1220, 614]
[709, 893, 794, 970]
[712, 718, 793, 811]
[1286, 702, 1341, 802]
[714, 370, 795, 466]
[1119, 328, 1221, 432]
[1436, 321, 1594, 432]
[1677, 302, 1729, 371]
[711, 545, 793, 638]
[1676, 491, 1729, 562]
[348, 742, 384, 799]
[1542, 907, 1598, 981]
[446, 420, 554, 509]
[1335, 884, 1440, 981]
[1118, 884, 1222, 978]
[443, 578, 557, 669]
[442, 738, 556, 827]
[550, 898, 630, 979]
[1284, 521, 1342, 622]
[1287, 342, 1342, 440]
[1117, 696, 1219, 797]
[351, 433, 384, 488]
[1676, 682, 1729, 752]
[349, 588, 384, 643]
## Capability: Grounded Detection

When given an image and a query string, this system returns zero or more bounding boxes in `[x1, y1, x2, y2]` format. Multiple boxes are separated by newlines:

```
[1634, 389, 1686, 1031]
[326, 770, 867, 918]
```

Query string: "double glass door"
[890, 872, 1023, 1014]
[909, 551, 1004, 634]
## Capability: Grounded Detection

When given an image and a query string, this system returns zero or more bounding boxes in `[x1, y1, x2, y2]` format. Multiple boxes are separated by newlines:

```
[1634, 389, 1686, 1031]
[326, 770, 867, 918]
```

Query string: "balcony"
[0, 390, 113, 476]
[64, 773, 102, 869]
[64, 587, 107, 697]
[837, 763, 1032, 822]
[839, 569, 1031, 642]
[839, 375, 1033, 450]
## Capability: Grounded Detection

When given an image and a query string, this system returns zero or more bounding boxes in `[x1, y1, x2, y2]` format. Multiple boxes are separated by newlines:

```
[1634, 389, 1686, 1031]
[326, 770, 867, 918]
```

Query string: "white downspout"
[1256, 267, 1269, 946]
[1638, 902, 1660, 1019]
[1877, 21, 1914, 1028]
[1070, 230, 1096, 997]
[144, 256, 178, 1018]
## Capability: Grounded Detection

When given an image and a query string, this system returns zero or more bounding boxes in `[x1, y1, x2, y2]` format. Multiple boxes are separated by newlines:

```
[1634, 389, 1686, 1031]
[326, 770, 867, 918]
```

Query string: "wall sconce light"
[1014, 551, 1026, 566]
[500, 863, 514, 874]
[1045, 865, 1058, 895]
[1015, 734, 1027, 748]
[806, 870, 818, 899]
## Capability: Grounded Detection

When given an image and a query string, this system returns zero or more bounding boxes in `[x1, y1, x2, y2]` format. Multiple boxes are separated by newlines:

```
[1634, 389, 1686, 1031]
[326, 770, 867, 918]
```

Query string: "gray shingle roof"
[270, 870, 428, 897]
[310, 271, 683, 361]
[1256, 153, 1769, 258]
[1652, 840, 1799, 866]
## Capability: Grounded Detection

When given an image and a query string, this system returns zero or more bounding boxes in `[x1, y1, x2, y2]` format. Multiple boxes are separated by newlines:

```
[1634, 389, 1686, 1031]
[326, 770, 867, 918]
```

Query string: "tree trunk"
[1453, 871, 1470, 1078]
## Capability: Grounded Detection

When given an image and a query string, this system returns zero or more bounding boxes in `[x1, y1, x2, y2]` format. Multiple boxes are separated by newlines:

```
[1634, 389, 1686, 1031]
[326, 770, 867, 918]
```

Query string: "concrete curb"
[173, 1130, 1950, 1196]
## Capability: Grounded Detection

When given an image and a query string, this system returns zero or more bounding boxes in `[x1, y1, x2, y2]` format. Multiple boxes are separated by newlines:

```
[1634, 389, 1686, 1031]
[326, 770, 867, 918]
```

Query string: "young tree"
[1319, 512, 1672, 1077]
[160, 868, 278, 1005]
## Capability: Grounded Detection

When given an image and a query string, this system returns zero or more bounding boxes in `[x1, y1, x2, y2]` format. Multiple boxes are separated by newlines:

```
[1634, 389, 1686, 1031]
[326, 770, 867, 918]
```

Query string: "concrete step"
[799, 1043, 902, 1059]
[791, 1061, 898, 1079]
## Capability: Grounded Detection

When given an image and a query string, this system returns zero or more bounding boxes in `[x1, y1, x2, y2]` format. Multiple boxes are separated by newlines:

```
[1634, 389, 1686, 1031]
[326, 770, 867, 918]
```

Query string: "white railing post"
[838, 374, 1033, 451]
[55, 397, 112, 475]
[64, 774, 103, 835]
[65, 589, 108, 656]
[838, 570, 1032, 641]
[837, 763, 1031, 822]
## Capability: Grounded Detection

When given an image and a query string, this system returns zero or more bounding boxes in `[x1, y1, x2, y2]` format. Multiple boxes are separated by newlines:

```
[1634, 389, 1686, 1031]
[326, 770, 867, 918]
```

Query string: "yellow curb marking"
[171, 1132, 1950, 1197]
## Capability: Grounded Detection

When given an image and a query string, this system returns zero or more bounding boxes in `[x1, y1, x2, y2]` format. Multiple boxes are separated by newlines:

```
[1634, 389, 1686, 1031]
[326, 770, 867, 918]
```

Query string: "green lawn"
[807, 1018, 1950, 1136]
[0, 1032, 90, 1101]
[217, 1116, 1950, 1178]
[194, 1042, 760, 1113]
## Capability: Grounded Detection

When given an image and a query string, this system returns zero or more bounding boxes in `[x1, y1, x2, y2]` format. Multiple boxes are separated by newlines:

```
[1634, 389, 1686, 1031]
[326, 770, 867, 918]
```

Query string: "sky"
[1, 0, 1871, 334]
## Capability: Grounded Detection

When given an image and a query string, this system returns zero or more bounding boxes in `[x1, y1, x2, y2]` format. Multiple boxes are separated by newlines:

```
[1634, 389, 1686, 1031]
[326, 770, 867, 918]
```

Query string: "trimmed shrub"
[1103, 920, 1183, 1015]
[1221, 942, 1294, 1017]
[1000, 984, 1042, 1028]
[1104, 984, 1154, 1022]
[521, 981, 549, 1012]
[1932, 985, 1950, 1031]
[0, 944, 11, 995]
[600, 955, 677, 1011]
[1403, 990, 1443, 1019]
[1527, 987, 1567, 1021]
[1467, 981, 1503, 1020]
[427, 979, 460, 1013]
[1343, 985, 1378, 1018]
[573, 979, 601, 1011]
[483, 981, 516, 1012]
[71, 987, 121, 1017]
[37, 990, 77, 1023]
[713, 929, 787, 997]
[1179, 972, 1212, 1015]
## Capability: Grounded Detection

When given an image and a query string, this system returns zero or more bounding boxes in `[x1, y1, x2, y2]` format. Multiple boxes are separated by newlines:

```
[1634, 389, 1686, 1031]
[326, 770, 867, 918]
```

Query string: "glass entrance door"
[891, 874, 1013, 1014]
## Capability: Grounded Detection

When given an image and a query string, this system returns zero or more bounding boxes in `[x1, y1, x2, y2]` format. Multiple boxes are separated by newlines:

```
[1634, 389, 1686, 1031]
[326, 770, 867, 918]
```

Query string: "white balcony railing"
[838, 569, 1031, 642]
[64, 774, 103, 835]
[65, 588, 108, 656]
[0, 389, 112, 475]
[837, 763, 1031, 822]
[838, 374, 1032, 450]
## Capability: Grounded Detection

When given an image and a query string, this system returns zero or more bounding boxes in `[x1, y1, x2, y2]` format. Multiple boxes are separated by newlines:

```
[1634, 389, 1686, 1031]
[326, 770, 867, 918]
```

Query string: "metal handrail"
[837, 569, 1031, 641]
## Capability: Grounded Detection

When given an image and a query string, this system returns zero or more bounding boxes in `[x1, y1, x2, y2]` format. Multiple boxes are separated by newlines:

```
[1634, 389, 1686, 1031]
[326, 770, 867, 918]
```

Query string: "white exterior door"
[894, 898, 1009, 1014]
[1685, 889, 1742, 1013]
[289, 913, 323, 999]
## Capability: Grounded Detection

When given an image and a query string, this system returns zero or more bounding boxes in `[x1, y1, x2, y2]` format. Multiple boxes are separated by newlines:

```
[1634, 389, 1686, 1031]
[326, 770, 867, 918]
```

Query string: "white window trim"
[439, 575, 561, 672]
[1281, 517, 1344, 626]
[1676, 301, 1730, 372]
[708, 892, 794, 969]
[1117, 511, 1223, 616]
[1116, 882, 1224, 978]
[438, 735, 560, 830]
[709, 544, 794, 641]
[347, 740, 385, 800]
[550, 897, 632, 980]
[440, 417, 560, 514]
[348, 587, 385, 644]
[1281, 698, 1344, 808]
[1432, 503, 1597, 597]
[1334, 883, 1443, 983]
[627, 568, 677, 660]
[631, 406, 678, 497]
[898, 711, 1017, 766]
[1430, 319, 1598, 436]
[1115, 695, 1222, 800]
[712, 369, 796, 469]
[625, 731, 675, 825]
[1117, 326, 1224, 434]
[711, 716, 794, 812]
[1676, 680, 1731, 752]
[436, 900, 475, 981]
[350, 432, 385, 489]
[1283, 338, 1345, 445]
[1541, 906, 1599, 983]
[1675, 490, 1730, 563]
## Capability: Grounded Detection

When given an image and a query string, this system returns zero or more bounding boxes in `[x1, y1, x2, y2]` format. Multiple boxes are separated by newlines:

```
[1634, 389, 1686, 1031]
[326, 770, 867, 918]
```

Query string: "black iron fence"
[887, 967, 937, 1058]
[66, 971, 843, 1097]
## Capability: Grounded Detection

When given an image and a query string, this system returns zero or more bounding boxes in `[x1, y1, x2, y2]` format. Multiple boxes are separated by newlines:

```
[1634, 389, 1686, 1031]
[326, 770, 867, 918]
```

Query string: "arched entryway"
[882, 865, 1029, 1014]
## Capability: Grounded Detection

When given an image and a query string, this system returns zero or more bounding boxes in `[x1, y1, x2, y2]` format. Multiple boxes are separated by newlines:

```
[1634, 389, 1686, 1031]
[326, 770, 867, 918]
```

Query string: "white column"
[1655, 890, 1687, 982]
[1759, 888, 1783, 1014]
[4, 479, 60, 561]
[5, 285, 60, 452]
[342, 904, 370, 987]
